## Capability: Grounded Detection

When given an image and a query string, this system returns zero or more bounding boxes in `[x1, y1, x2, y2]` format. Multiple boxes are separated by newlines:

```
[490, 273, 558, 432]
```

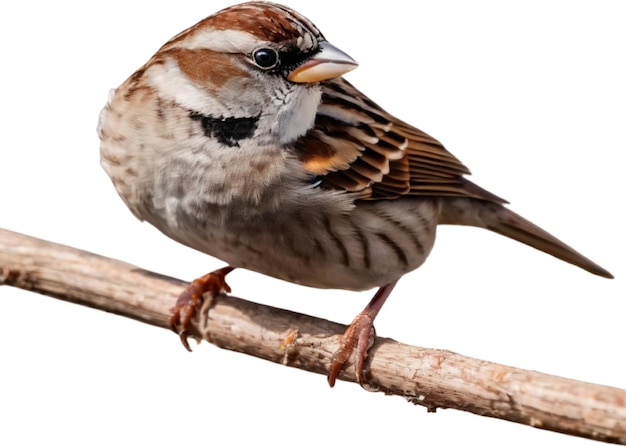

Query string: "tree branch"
[1, 227, 624, 443]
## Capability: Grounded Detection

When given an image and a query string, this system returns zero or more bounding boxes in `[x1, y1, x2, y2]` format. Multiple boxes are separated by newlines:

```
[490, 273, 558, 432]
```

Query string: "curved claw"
[169, 266, 234, 350]
[327, 281, 397, 388]
[327, 312, 376, 387]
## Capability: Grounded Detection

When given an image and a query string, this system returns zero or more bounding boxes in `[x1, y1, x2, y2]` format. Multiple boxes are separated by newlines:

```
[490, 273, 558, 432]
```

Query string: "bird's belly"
[164, 198, 441, 291]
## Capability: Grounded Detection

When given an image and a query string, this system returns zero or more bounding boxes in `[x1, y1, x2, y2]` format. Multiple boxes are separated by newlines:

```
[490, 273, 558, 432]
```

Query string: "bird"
[98, 1, 613, 387]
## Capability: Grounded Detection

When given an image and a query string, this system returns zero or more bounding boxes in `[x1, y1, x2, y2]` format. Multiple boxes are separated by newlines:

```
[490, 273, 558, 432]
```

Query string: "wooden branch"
[1, 227, 624, 443]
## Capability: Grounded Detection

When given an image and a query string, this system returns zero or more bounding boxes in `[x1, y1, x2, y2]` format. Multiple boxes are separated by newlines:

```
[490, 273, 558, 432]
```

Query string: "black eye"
[252, 48, 279, 69]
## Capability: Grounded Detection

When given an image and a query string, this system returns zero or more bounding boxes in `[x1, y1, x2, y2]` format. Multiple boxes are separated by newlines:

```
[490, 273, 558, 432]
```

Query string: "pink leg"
[328, 281, 398, 387]
[170, 266, 234, 351]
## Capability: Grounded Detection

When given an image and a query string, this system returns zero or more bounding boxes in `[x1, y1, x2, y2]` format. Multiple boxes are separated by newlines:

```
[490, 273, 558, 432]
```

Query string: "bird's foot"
[327, 281, 397, 388]
[327, 311, 376, 388]
[170, 266, 234, 350]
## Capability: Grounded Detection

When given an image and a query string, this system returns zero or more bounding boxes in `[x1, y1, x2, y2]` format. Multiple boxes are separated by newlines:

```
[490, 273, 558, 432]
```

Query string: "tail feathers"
[439, 198, 613, 279]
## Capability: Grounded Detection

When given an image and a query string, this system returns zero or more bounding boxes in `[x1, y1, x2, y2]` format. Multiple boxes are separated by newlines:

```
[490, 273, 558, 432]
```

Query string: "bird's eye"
[252, 48, 279, 69]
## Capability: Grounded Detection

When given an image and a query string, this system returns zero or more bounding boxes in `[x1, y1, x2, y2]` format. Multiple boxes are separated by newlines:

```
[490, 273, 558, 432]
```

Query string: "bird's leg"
[328, 281, 397, 387]
[170, 266, 235, 351]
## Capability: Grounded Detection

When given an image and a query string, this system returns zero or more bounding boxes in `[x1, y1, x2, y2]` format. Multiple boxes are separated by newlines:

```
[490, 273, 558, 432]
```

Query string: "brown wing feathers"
[297, 78, 504, 203]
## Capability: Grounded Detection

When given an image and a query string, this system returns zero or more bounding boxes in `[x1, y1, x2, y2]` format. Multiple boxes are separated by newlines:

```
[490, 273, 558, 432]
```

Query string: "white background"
[1, 1, 624, 445]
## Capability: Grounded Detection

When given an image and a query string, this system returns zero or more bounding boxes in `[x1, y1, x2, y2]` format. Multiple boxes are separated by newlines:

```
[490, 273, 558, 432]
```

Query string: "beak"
[288, 41, 358, 83]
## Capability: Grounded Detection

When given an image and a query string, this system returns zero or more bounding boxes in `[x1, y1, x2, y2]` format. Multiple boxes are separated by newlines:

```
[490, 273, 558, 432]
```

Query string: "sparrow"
[98, 1, 613, 387]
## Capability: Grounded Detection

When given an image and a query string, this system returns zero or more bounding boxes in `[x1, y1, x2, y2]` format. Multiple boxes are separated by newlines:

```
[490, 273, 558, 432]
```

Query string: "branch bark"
[1, 227, 624, 443]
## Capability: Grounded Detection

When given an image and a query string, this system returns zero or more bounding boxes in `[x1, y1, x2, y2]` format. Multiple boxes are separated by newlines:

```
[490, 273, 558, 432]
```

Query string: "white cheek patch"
[146, 57, 273, 121]
[276, 87, 322, 144]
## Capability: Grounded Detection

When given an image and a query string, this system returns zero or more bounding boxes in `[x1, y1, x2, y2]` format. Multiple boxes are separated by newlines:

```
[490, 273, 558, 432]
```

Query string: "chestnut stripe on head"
[164, 2, 323, 55]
